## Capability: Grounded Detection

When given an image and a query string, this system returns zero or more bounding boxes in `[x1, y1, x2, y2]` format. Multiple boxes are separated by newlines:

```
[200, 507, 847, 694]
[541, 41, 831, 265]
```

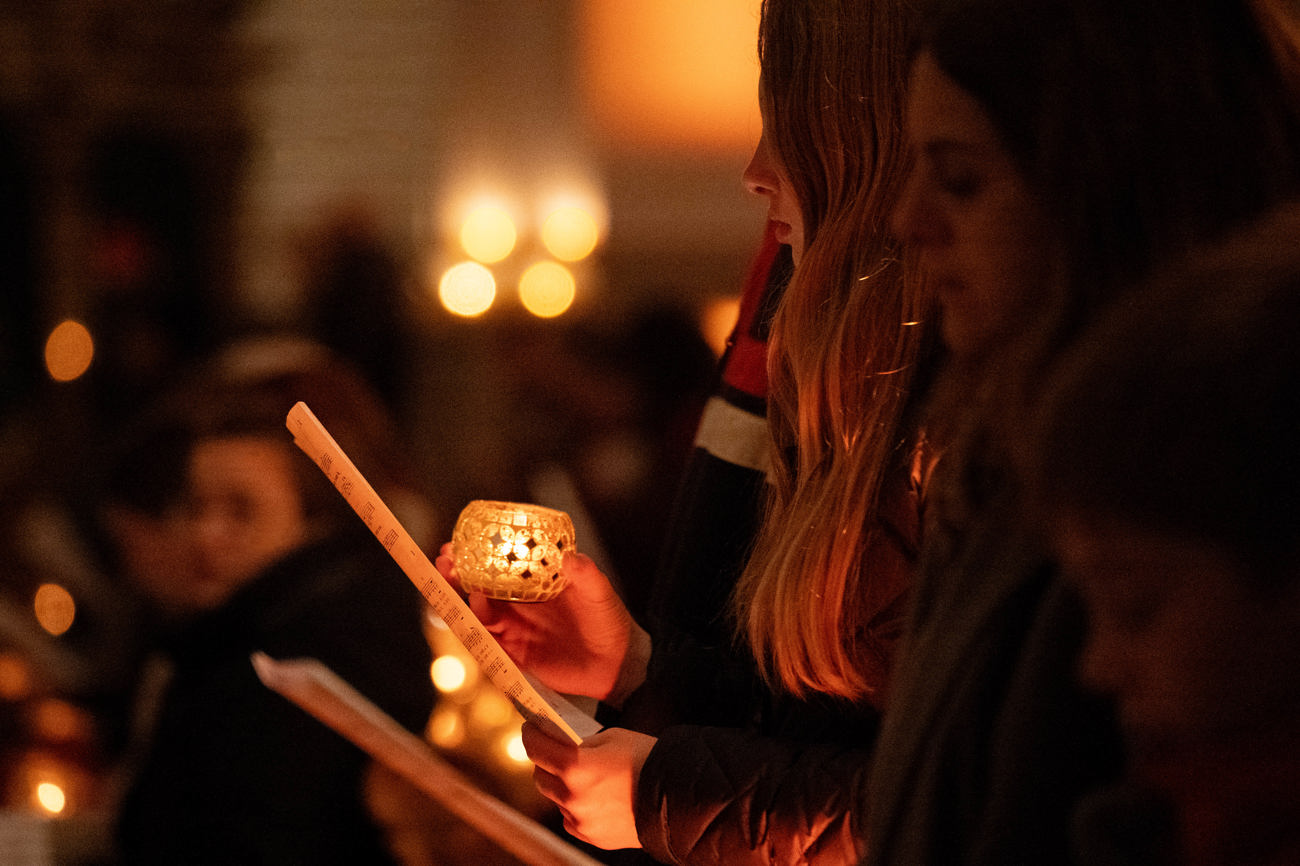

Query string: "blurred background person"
[1026, 202, 1300, 866]
[93, 335, 436, 865]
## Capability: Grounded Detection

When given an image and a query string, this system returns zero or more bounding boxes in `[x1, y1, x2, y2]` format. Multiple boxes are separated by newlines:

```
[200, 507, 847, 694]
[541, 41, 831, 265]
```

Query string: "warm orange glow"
[430, 655, 469, 693]
[33, 583, 76, 636]
[502, 728, 529, 764]
[541, 206, 600, 261]
[44, 320, 95, 382]
[460, 205, 518, 263]
[427, 705, 466, 748]
[438, 262, 497, 317]
[31, 699, 91, 743]
[0, 652, 32, 700]
[700, 295, 742, 357]
[36, 782, 66, 815]
[518, 262, 576, 318]
[468, 690, 515, 728]
[579, 0, 762, 150]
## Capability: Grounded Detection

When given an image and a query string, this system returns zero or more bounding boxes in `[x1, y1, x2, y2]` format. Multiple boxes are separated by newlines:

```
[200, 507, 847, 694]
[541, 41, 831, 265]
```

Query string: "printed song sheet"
[284, 400, 599, 745]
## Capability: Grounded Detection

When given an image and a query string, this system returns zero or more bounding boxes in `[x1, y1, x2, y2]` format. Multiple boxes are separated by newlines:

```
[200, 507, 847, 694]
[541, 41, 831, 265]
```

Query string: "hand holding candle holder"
[451, 500, 576, 602]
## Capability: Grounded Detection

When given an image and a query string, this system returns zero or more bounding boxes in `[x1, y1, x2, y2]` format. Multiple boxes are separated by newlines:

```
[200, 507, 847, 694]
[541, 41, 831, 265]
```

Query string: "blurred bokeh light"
[518, 262, 576, 318]
[540, 206, 600, 262]
[43, 320, 95, 382]
[438, 262, 497, 317]
[460, 205, 518, 263]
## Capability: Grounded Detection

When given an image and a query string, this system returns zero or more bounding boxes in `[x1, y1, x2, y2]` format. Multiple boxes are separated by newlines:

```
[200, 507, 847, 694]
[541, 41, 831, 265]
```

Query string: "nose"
[743, 133, 779, 198]
[889, 165, 949, 248]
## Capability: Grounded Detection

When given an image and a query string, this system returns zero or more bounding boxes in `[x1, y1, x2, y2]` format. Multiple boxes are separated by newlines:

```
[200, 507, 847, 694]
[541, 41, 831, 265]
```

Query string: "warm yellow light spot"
[0, 652, 32, 700]
[33, 583, 76, 636]
[430, 655, 468, 693]
[541, 207, 600, 262]
[460, 206, 517, 263]
[518, 262, 576, 318]
[468, 689, 515, 728]
[427, 705, 466, 748]
[439, 262, 497, 317]
[503, 729, 529, 764]
[36, 782, 66, 815]
[700, 295, 742, 357]
[44, 320, 94, 382]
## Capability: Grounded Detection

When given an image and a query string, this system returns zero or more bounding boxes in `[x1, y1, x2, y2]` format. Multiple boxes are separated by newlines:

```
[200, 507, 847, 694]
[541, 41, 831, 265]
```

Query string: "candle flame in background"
[428, 704, 466, 749]
[434, 193, 603, 319]
[431, 655, 469, 693]
[700, 295, 742, 357]
[461, 205, 519, 263]
[33, 583, 76, 636]
[518, 262, 576, 318]
[541, 206, 600, 262]
[44, 320, 95, 382]
[503, 730, 529, 764]
[438, 262, 497, 317]
[423, 612, 543, 805]
[36, 782, 66, 815]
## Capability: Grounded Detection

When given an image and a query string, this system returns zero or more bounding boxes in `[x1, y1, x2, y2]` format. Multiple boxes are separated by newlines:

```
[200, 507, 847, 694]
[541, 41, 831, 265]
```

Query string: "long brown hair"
[733, 0, 935, 699]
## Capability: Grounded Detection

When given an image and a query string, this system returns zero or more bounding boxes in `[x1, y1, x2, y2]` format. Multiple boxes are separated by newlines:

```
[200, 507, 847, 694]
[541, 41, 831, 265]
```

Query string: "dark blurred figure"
[95, 335, 435, 865]
[82, 128, 225, 432]
[0, 112, 41, 421]
[298, 204, 417, 417]
[1026, 203, 1300, 866]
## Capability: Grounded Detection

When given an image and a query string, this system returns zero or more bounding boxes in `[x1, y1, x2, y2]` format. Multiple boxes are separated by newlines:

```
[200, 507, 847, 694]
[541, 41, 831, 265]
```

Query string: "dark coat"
[862, 453, 1125, 866]
[116, 528, 435, 865]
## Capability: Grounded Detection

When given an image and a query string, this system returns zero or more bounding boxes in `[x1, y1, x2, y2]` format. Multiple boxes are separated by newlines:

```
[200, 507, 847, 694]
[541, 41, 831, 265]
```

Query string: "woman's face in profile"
[891, 50, 1053, 361]
[182, 436, 309, 612]
[744, 115, 807, 266]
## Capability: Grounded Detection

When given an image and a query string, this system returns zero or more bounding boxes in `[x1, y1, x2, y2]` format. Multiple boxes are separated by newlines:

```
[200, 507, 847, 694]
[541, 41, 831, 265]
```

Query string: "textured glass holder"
[452, 500, 575, 602]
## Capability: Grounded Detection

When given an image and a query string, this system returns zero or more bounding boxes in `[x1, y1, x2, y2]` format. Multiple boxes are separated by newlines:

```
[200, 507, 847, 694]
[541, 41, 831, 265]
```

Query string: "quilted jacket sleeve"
[633, 724, 870, 865]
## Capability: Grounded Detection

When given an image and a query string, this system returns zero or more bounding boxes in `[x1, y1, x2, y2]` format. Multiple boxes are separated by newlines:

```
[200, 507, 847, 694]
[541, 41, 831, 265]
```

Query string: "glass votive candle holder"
[451, 500, 575, 602]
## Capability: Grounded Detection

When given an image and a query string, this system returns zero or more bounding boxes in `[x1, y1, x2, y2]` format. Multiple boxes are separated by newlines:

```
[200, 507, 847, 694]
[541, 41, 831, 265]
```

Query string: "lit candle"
[451, 500, 575, 602]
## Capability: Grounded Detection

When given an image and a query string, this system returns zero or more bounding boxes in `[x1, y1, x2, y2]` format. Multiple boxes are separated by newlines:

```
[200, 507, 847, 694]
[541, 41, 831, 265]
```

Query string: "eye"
[930, 154, 983, 199]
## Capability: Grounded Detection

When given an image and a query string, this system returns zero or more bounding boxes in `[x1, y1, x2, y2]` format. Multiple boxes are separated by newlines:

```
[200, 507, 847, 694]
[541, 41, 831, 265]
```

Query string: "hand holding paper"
[522, 721, 657, 851]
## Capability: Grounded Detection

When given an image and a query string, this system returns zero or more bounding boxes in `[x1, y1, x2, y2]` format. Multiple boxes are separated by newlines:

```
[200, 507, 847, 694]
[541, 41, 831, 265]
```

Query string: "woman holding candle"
[453, 0, 1300, 862]
[861, 0, 1300, 863]
[439, 0, 938, 860]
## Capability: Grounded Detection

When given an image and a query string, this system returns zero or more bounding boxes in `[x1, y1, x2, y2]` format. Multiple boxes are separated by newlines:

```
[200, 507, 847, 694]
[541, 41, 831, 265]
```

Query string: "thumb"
[562, 552, 609, 596]
[520, 721, 575, 772]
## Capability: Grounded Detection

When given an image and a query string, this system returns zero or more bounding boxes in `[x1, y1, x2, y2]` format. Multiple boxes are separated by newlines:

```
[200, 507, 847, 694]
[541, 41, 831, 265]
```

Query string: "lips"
[770, 219, 793, 246]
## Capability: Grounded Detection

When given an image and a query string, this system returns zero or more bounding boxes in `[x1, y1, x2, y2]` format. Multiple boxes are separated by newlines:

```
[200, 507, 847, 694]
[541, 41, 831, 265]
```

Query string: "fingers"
[520, 721, 574, 775]
[434, 542, 465, 595]
[561, 551, 602, 590]
[531, 765, 569, 804]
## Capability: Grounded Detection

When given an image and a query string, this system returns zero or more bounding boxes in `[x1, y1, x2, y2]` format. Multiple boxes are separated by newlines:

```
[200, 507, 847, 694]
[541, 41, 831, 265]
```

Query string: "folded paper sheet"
[252, 653, 602, 866]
